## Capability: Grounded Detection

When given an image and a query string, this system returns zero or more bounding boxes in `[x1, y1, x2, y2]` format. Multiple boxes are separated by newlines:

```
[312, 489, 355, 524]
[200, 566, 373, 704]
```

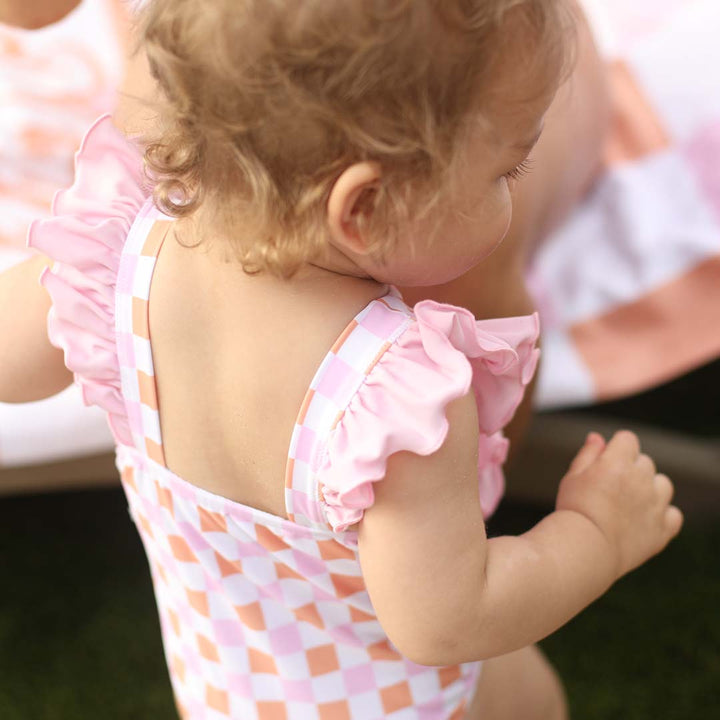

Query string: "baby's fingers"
[655, 472, 682, 542]
[604, 429, 641, 463]
[635, 453, 656, 478]
[567, 432, 606, 475]
[664, 505, 684, 539]
[653, 473, 674, 505]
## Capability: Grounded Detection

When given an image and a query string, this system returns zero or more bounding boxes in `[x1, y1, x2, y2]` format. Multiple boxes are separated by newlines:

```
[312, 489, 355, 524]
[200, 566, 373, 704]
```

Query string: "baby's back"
[148, 221, 384, 517]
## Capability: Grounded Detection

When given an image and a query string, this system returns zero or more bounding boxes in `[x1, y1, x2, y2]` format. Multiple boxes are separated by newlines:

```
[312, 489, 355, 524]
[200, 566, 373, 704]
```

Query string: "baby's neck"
[177, 214, 387, 294]
[308, 243, 377, 283]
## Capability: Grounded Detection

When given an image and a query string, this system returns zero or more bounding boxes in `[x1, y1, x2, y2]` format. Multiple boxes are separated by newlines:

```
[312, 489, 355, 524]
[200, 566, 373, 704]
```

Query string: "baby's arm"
[358, 393, 682, 667]
[0, 256, 72, 403]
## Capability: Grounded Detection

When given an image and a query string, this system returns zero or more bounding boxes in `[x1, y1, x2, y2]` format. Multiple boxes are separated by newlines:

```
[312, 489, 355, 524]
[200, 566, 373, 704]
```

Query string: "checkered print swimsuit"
[31, 117, 540, 720]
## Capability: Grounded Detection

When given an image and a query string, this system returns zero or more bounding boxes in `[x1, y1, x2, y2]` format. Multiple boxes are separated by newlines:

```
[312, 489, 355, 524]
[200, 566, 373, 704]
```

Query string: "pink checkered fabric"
[284, 291, 413, 529]
[113, 200, 480, 720]
[35, 118, 538, 720]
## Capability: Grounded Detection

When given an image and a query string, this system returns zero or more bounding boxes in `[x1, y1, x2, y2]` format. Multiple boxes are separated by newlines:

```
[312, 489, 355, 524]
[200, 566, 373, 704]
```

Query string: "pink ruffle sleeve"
[27, 115, 148, 446]
[319, 300, 540, 531]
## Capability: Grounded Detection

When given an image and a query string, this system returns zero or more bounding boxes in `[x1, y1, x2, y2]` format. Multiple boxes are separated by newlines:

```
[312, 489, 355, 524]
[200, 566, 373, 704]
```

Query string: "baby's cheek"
[487, 180, 514, 247]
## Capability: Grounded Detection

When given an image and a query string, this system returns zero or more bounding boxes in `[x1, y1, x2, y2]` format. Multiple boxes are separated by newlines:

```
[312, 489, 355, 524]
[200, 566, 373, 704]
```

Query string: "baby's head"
[142, 0, 573, 283]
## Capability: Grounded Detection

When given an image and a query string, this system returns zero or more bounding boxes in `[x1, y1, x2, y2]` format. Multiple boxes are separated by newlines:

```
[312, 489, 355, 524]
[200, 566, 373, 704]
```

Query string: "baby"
[0, 1, 681, 718]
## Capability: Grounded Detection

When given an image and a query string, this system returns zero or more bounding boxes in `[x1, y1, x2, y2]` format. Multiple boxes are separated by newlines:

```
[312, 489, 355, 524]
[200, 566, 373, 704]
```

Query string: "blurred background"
[1, 0, 718, 718]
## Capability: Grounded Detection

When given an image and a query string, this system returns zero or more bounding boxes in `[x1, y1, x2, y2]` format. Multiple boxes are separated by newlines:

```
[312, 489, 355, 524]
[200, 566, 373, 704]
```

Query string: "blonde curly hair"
[141, 0, 572, 277]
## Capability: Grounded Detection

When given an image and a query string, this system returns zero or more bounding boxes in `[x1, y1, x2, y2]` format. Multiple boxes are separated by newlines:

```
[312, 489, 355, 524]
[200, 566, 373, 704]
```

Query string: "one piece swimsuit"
[30, 116, 540, 720]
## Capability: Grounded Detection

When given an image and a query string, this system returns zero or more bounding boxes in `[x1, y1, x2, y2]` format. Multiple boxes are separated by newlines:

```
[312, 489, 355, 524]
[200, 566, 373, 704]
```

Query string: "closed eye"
[504, 158, 534, 182]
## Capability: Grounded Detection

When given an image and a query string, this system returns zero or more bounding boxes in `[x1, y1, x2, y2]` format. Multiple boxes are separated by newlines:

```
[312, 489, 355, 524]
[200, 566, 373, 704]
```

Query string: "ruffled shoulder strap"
[314, 300, 540, 533]
[284, 290, 415, 528]
[27, 115, 149, 446]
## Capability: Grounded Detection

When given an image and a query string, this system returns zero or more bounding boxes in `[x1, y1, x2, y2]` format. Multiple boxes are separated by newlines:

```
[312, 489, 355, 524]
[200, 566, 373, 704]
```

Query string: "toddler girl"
[0, 1, 682, 718]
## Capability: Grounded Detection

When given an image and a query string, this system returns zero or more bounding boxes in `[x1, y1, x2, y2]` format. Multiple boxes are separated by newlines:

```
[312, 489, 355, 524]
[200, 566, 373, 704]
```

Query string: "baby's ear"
[326, 162, 381, 255]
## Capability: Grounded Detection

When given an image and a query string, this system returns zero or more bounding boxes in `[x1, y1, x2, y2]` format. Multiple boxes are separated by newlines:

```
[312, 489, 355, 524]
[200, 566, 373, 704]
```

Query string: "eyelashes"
[504, 158, 534, 182]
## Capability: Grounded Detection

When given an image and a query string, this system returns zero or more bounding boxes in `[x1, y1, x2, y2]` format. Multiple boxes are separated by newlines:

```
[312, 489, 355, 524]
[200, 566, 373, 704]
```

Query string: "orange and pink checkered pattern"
[114, 204, 480, 719]
[284, 291, 413, 530]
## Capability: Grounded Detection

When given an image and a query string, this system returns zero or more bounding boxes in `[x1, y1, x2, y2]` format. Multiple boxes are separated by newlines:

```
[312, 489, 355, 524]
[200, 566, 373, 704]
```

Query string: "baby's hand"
[556, 431, 683, 581]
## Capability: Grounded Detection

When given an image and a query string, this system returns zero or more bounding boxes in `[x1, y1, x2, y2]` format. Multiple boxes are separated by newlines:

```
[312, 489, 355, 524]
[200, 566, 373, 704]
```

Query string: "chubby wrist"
[460, 511, 621, 659]
[529, 509, 619, 594]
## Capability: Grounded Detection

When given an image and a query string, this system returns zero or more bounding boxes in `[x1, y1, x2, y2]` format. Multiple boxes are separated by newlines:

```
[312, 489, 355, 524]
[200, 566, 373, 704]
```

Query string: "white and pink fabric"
[30, 116, 539, 720]
[532, 0, 720, 408]
[0, 0, 125, 466]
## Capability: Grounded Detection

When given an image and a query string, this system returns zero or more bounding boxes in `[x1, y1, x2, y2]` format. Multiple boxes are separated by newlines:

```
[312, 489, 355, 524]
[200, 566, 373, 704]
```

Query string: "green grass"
[0, 489, 176, 720]
[0, 488, 718, 719]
